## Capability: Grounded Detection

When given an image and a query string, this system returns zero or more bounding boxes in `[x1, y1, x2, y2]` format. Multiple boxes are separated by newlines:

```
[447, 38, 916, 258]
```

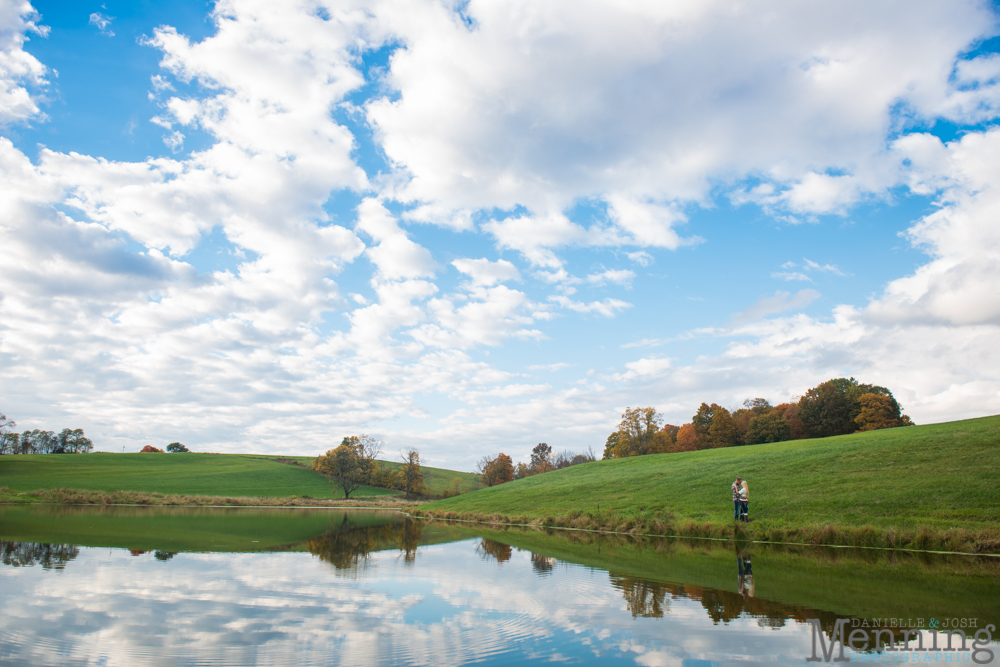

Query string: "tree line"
[313, 435, 427, 499]
[477, 443, 597, 487]
[602, 377, 914, 459]
[0, 411, 94, 455]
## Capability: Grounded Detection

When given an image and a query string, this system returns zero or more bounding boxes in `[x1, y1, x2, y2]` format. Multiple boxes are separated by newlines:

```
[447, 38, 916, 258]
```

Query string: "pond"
[1, 505, 997, 666]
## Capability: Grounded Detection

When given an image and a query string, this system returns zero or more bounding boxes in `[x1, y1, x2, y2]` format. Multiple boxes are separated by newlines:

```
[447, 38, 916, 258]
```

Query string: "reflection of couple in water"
[731, 477, 750, 522]
[737, 553, 755, 599]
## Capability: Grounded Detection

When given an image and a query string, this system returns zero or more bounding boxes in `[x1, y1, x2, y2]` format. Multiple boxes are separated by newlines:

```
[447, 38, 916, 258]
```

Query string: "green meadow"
[0, 453, 392, 499]
[0, 451, 480, 500]
[418, 415, 1000, 550]
[242, 454, 482, 496]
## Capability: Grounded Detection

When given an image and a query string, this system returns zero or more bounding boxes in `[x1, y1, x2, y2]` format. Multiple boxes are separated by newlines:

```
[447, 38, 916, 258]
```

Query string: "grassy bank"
[0, 486, 422, 508]
[416, 415, 1000, 553]
[0, 452, 396, 500]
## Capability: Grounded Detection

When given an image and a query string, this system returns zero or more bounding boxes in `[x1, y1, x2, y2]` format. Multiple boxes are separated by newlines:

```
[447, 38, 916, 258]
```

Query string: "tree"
[692, 403, 737, 449]
[530, 442, 553, 473]
[708, 407, 737, 448]
[854, 393, 904, 431]
[314, 443, 368, 499]
[797, 378, 900, 438]
[775, 402, 808, 439]
[674, 423, 698, 452]
[58, 429, 93, 454]
[140, 445, 164, 453]
[0, 411, 16, 455]
[745, 411, 791, 444]
[602, 431, 620, 460]
[733, 399, 772, 445]
[399, 448, 425, 499]
[605, 407, 667, 458]
[513, 462, 530, 479]
[166, 442, 190, 453]
[478, 453, 514, 487]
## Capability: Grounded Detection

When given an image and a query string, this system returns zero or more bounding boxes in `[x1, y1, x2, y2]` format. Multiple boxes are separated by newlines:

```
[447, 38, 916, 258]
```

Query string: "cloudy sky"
[1, 0, 998, 467]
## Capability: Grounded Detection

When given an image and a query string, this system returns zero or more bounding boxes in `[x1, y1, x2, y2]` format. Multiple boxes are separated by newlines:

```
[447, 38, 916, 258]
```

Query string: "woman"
[739, 480, 749, 522]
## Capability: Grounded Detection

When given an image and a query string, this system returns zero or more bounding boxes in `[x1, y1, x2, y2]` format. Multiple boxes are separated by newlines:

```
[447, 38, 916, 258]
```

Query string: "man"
[732, 477, 742, 521]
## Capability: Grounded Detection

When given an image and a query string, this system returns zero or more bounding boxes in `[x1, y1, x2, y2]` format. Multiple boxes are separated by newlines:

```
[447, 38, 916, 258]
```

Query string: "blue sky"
[1, 0, 999, 467]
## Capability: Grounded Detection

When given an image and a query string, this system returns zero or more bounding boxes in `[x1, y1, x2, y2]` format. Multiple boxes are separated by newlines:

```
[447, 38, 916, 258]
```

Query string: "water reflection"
[0, 540, 79, 570]
[0, 508, 997, 666]
[305, 514, 424, 573]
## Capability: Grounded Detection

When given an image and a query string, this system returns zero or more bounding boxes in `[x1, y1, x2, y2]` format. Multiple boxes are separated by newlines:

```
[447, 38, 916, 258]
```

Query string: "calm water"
[1, 506, 997, 667]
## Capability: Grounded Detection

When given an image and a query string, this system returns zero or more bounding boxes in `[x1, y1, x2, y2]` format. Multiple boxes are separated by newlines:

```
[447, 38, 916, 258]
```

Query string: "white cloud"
[771, 271, 812, 282]
[549, 295, 632, 318]
[452, 257, 520, 287]
[732, 289, 821, 324]
[626, 250, 652, 266]
[0, 1, 48, 124]
[88, 12, 114, 37]
[1, 1, 999, 469]
[369, 0, 995, 218]
[356, 198, 437, 280]
[585, 268, 634, 287]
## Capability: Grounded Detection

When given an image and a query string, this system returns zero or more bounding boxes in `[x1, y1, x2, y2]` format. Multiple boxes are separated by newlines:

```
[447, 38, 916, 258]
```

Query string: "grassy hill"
[0, 451, 479, 501]
[416, 415, 1000, 552]
[0, 452, 394, 500]
[239, 454, 481, 496]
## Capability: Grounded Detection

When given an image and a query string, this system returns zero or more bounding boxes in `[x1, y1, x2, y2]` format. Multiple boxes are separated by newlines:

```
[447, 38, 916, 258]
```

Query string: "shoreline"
[3, 488, 997, 555]
[0, 487, 426, 509]
[409, 508, 1000, 555]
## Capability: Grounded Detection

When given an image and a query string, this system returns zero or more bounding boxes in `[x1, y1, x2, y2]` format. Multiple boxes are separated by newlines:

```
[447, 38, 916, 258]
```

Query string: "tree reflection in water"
[0, 541, 80, 570]
[304, 515, 424, 574]
[476, 538, 513, 564]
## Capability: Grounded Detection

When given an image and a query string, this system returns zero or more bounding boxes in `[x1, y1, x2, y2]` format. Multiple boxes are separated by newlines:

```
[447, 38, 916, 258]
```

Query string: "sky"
[1, 0, 998, 468]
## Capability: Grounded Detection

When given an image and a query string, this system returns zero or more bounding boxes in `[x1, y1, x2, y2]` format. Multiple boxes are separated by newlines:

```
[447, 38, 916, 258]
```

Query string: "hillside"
[241, 454, 480, 496]
[0, 452, 392, 500]
[417, 415, 1000, 551]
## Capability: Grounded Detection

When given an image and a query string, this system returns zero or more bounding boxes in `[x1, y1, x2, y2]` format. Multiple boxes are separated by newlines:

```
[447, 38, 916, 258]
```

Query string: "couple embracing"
[732, 477, 750, 522]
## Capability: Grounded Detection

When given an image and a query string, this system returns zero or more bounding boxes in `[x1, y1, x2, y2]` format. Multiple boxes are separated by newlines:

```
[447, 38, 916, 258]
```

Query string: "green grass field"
[241, 454, 481, 496]
[419, 415, 1000, 546]
[0, 453, 395, 499]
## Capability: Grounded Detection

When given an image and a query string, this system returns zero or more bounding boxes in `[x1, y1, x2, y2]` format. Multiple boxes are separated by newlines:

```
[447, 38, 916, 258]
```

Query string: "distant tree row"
[603, 377, 914, 459]
[477, 443, 597, 487]
[0, 413, 94, 455]
[313, 435, 427, 499]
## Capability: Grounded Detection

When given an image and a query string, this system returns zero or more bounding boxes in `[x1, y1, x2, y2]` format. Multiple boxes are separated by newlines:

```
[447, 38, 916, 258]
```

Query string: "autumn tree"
[399, 448, 426, 498]
[604, 407, 671, 458]
[854, 393, 906, 431]
[775, 403, 808, 439]
[674, 423, 698, 452]
[478, 453, 514, 486]
[314, 441, 370, 499]
[530, 442, 553, 473]
[692, 403, 737, 448]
